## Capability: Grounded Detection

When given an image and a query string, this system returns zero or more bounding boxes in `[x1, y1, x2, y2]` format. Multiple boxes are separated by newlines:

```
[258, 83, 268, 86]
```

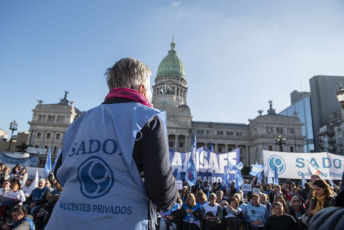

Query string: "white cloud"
[171, 1, 181, 7]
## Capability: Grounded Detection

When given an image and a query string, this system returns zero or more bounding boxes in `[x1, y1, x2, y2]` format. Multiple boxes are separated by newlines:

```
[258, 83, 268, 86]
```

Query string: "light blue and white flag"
[52, 149, 61, 172]
[267, 170, 273, 184]
[257, 171, 263, 184]
[330, 180, 335, 188]
[274, 167, 279, 185]
[210, 140, 213, 152]
[185, 134, 197, 186]
[176, 166, 181, 180]
[301, 173, 306, 189]
[250, 162, 264, 177]
[233, 162, 243, 171]
[44, 149, 52, 177]
[223, 166, 230, 188]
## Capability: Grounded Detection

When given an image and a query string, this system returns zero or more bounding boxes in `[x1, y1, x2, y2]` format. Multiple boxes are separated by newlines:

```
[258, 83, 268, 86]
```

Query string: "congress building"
[27, 40, 304, 167]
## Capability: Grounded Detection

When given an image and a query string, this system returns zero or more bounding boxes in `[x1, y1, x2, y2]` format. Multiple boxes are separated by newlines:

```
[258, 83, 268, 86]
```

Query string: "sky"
[1, 0, 344, 133]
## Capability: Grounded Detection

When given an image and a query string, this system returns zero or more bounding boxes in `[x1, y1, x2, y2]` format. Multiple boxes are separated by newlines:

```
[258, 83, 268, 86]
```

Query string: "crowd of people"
[157, 174, 341, 230]
[0, 163, 62, 230]
[0, 163, 342, 230]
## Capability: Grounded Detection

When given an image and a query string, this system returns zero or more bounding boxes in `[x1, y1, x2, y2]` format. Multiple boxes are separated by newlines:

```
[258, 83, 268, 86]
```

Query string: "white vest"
[46, 103, 165, 230]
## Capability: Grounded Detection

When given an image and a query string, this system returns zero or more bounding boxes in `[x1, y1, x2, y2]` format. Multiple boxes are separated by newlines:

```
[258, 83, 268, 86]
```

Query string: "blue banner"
[0, 152, 39, 167]
[170, 147, 240, 183]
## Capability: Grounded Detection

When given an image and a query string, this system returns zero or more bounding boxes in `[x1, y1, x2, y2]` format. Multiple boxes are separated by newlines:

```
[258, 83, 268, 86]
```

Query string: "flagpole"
[307, 160, 331, 181]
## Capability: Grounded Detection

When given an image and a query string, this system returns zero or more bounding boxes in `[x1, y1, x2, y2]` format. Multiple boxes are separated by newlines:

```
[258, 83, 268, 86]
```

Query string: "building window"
[179, 142, 184, 148]
[227, 132, 233, 136]
[37, 132, 41, 138]
[266, 127, 273, 134]
[268, 145, 273, 151]
[57, 116, 64, 122]
[289, 128, 294, 134]
[48, 115, 55, 122]
[56, 133, 60, 139]
[169, 142, 174, 148]
[47, 133, 51, 139]
[44, 146, 49, 149]
[290, 146, 294, 152]
[218, 147, 222, 152]
[35, 145, 39, 148]
[217, 131, 223, 135]
[277, 127, 283, 134]
[236, 132, 242, 136]
[197, 130, 204, 134]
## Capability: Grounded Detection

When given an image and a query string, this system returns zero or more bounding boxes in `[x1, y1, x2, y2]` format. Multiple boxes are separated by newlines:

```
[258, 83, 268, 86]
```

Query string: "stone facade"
[26, 92, 82, 167]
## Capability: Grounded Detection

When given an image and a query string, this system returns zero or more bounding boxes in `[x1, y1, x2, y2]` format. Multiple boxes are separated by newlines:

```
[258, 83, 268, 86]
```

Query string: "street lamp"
[336, 82, 344, 109]
[7, 120, 18, 152]
[275, 135, 286, 152]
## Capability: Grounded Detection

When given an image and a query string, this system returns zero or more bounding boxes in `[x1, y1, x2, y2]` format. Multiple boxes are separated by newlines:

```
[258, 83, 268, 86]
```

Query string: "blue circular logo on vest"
[268, 155, 286, 174]
[77, 156, 114, 199]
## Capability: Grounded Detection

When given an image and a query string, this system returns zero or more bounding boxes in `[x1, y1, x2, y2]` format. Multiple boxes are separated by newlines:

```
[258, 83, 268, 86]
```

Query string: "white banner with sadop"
[263, 150, 344, 180]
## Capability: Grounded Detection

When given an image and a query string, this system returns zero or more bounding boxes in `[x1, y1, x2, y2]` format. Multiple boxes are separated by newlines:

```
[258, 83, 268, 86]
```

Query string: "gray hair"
[209, 193, 216, 200]
[105, 57, 152, 90]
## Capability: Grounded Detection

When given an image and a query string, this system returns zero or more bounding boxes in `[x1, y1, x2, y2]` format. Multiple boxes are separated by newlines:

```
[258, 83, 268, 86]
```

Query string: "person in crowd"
[201, 193, 223, 230]
[181, 186, 189, 204]
[0, 164, 6, 185]
[271, 185, 285, 203]
[284, 188, 293, 204]
[264, 202, 297, 230]
[180, 193, 202, 230]
[292, 187, 303, 201]
[289, 195, 305, 220]
[21, 179, 33, 198]
[195, 190, 207, 206]
[259, 193, 271, 215]
[202, 181, 210, 196]
[1, 205, 35, 230]
[306, 178, 334, 221]
[44, 180, 53, 192]
[3, 168, 10, 182]
[224, 197, 246, 230]
[215, 190, 227, 207]
[216, 182, 225, 193]
[230, 181, 237, 196]
[273, 195, 289, 215]
[244, 193, 268, 230]
[233, 193, 247, 213]
[210, 182, 218, 194]
[47, 57, 177, 230]
[35, 181, 64, 230]
[0, 180, 11, 197]
[301, 182, 311, 201]
[24, 178, 48, 220]
[10, 165, 20, 180]
[305, 174, 321, 209]
[159, 200, 181, 230]
[18, 168, 28, 185]
[0, 180, 26, 211]
[263, 184, 273, 197]
[223, 189, 231, 201]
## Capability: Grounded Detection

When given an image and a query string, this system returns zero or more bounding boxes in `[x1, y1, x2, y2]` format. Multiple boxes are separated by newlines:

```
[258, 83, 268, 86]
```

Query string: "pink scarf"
[104, 88, 153, 108]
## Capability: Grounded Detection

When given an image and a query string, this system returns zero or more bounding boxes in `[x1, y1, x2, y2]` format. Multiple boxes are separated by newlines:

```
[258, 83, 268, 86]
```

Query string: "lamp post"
[7, 120, 18, 152]
[275, 135, 286, 152]
[336, 82, 344, 109]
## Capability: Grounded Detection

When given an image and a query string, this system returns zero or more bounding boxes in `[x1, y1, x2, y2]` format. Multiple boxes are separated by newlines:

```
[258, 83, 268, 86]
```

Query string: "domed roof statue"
[156, 38, 186, 79]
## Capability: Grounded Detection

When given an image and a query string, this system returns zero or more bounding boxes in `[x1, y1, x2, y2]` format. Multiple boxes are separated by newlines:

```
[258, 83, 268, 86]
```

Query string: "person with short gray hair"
[47, 57, 177, 230]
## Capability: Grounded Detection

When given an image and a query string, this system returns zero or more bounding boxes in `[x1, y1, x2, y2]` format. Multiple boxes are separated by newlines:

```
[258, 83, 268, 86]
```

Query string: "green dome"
[157, 40, 185, 79]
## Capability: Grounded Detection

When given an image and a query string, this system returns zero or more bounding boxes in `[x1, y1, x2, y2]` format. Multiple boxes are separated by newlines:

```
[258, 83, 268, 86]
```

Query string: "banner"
[0, 151, 39, 167]
[170, 147, 240, 183]
[263, 150, 344, 180]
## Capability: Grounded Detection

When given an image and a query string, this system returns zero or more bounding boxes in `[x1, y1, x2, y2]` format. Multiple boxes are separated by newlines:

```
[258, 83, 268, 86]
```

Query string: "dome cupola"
[156, 39, 185, 79]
